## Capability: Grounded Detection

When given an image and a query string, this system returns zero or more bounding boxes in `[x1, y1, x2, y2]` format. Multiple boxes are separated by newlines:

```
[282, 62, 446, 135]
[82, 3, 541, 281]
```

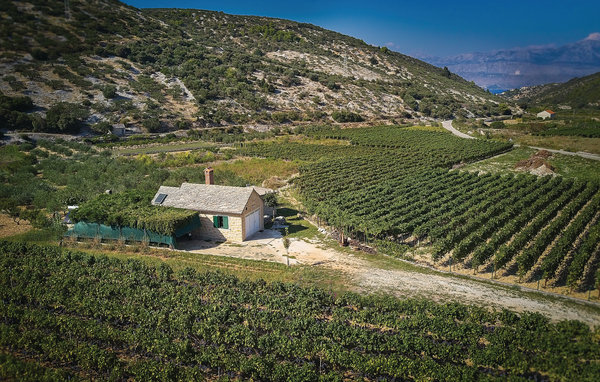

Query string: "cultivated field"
[237, 126, 600, 298]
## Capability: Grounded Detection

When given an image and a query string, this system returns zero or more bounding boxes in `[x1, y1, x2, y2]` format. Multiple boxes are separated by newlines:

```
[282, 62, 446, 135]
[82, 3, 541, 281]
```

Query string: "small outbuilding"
[111, 123, 126, 136]
[536, 110, 556, 120]
[152, 182, 264, 242]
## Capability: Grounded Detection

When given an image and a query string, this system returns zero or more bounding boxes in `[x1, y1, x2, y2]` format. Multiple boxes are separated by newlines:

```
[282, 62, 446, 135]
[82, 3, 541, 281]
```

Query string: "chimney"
[204, 167, 214, 185]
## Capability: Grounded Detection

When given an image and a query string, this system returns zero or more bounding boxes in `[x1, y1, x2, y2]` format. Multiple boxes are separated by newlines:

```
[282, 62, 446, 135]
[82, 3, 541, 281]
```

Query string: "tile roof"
[152, 183, 257, 215]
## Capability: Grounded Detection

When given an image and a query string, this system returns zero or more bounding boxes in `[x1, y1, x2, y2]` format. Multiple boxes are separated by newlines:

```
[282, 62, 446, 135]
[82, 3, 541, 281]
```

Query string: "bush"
[31, 48, 49, 61]
[0, 93, 34, 111]
[331, 110, 364, 123]
[46, 102, 88, 133]
[101, 85, 118, 99]
[91, 121, 112, 135]
[71, 190, 198, 236]
[0, 110, 32, 130]
[142, 117, 161, 133]
[489, 121, 505, 129]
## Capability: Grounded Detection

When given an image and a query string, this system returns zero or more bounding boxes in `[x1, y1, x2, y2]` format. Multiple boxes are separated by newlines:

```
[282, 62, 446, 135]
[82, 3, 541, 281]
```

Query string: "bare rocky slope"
[0, 0, 508, 134]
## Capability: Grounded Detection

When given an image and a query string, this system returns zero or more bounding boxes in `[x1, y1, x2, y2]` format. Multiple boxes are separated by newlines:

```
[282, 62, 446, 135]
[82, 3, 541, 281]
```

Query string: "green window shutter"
[213, 216, 218, 228]
[223, 216, 229, 229]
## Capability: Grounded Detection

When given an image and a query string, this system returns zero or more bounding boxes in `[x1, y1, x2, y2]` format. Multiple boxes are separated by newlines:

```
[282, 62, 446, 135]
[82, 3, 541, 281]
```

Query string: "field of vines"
[1, 241, 599, 381]
[239, 126, 600, 293]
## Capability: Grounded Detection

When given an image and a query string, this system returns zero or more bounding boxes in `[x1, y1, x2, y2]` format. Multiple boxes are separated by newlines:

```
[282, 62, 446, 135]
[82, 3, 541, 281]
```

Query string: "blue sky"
[123, 0, 600, 57]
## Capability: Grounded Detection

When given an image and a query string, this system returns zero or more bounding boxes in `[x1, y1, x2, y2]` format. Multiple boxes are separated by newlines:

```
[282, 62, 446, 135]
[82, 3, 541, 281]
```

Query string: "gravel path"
[513, 144, 600, 161]
[180, 229, 600, 326]
[442, 120, 600, 161]
[442, 120, 474, 139]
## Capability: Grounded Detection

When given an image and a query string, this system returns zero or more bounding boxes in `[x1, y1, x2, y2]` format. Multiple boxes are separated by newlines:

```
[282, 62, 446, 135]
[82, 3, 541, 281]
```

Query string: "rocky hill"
[0, 0, 506, 134]
[502, 71, 600, 108]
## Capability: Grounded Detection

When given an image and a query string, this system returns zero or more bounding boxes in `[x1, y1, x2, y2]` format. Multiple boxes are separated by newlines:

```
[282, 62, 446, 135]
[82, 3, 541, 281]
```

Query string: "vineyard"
[239, 126, 600, 294]
[1, 241, 599, 381]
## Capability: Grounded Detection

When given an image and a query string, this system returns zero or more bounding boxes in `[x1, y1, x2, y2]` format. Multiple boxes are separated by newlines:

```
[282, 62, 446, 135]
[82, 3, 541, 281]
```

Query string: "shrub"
[101, 85, 118, 99]
[331, 110, 364, 123]
[142, 117, 161, 132]
[0, 93, 34, 111]
[71, 190, 198, 236]
[46, 102, 88, 133]
[91, 121, 112, 135]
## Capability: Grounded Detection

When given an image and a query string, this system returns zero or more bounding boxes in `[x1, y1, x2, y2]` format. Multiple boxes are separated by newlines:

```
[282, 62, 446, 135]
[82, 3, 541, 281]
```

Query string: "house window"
[213, 215, 229, 229]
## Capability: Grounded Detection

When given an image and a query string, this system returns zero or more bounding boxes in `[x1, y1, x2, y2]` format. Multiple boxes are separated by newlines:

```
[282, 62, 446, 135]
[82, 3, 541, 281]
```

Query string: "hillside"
[0, 0, 506, 134]
[502, 71, 600, 108]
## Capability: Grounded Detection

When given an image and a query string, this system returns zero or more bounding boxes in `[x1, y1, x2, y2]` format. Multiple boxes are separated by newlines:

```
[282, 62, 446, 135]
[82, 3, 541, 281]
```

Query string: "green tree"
[46, 102, 87, 133]
[443, 66, 451, 78]
[263, 192, 278, 219]
[142, 117, 161, 132]
[282, 227, 291, 266]
[101, 85, 118, 99]
[0, 198, 23, 225]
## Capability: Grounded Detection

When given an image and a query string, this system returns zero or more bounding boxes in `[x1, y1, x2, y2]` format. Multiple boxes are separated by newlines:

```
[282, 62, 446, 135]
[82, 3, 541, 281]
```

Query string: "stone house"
[536, 110, 556, 120]
[152, 169, 264, 241]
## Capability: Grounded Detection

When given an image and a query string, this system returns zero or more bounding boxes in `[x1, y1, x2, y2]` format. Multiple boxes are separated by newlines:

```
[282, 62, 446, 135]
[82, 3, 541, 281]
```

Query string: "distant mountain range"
[423, 33, 600, 91]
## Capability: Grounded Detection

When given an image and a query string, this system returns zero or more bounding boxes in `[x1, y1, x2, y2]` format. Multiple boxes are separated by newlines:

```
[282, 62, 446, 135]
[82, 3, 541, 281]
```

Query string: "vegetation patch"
[71, 190, 197, 236]
[2, 241, 599, 381]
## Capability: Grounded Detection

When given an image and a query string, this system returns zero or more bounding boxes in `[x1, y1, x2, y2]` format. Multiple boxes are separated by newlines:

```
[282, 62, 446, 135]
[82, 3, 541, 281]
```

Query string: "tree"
[443, 66, 451, 78]
[46, 102, 88, 133]
[282, 227, 290, 266]
[263, 192, 278, 219]
[91, 121, 112, 135]
[0, 198, 23, 225]
[331, 110, 363, 123]
[143, 117, 161, 133]
[102, 85, 118, 99]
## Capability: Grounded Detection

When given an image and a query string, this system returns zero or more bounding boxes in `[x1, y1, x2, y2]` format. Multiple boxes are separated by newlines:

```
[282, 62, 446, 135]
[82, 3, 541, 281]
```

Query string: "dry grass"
[212, 158, 299, 186]
[0, 213, 32, 238]
[517, 135, 600, 155]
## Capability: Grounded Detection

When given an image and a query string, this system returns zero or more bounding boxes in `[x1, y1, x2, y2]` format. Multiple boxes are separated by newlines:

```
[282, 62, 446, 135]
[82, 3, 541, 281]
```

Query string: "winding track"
[442, 120, 600, 161]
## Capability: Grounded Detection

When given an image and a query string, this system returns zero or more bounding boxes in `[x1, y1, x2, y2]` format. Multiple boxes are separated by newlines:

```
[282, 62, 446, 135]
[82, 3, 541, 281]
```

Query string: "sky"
[123, 0, 600, 57]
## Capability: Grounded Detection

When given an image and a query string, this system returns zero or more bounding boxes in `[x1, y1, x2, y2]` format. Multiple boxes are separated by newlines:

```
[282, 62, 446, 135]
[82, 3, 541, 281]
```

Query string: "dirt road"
[179, 229, 600, 326]
[442, 120, 474, 139]
[513, 144, 600, 161]
[442, 120, 600, 161]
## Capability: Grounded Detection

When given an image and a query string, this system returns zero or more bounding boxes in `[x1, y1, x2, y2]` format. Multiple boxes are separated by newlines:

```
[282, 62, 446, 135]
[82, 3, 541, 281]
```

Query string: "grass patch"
[276, 205, 320, 240]
[460, 147, 536, 174]
[547, 152, 600, 182]
[3, 227, 63, 243]
[460, 146, 600, 181]
[405, 125, 448, 133]
[516, 135, 600, 155]
[212, 158, 299, 186]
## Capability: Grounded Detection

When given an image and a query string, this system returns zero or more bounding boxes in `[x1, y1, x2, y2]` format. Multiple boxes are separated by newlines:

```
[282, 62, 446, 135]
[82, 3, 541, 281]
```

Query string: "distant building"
[111, 123, 126, 136]
[537, 110, 556, 120]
